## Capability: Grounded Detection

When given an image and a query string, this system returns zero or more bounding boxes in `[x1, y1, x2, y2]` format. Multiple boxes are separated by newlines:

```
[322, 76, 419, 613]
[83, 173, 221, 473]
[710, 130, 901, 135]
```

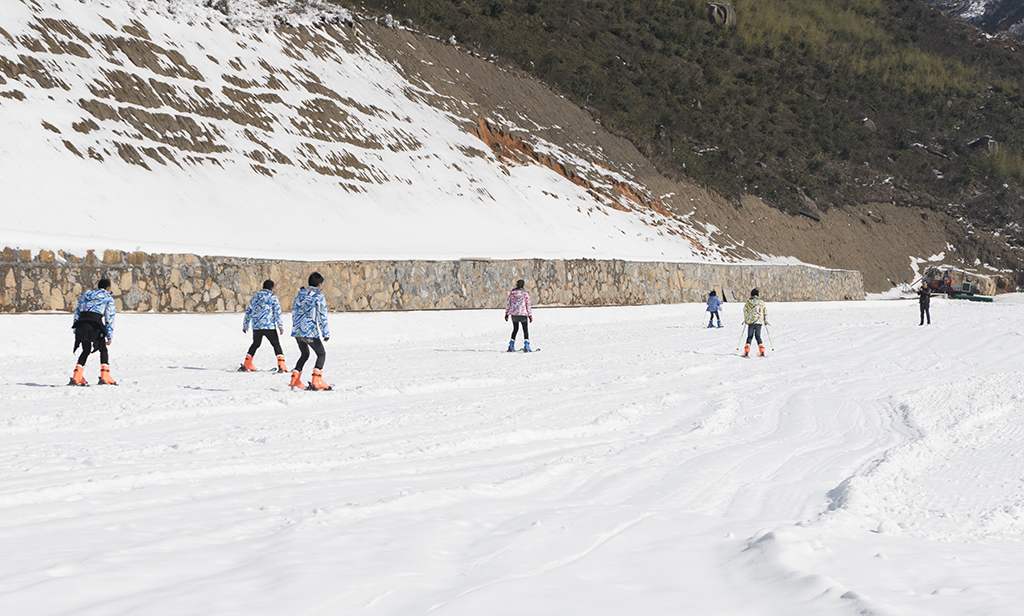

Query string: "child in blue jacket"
[241, 279, 287, 372]
[70, 278, 117, 385]
[290, 272, 332, 390]
[706, 290, 723, 328]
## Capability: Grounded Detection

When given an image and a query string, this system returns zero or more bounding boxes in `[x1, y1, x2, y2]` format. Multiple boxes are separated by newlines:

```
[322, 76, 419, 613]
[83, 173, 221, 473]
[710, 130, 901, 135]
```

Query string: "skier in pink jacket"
[504, 279, 533, 352]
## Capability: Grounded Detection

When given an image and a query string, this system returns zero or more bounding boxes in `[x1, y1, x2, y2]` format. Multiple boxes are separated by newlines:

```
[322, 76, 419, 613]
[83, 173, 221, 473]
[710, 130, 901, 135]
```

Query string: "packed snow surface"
[2, 296, 1024, 614]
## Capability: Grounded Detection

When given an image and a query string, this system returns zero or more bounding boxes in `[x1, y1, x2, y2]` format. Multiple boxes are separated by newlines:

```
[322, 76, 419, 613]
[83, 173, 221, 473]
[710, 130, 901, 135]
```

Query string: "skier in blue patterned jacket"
[70, 278, 117, 386]
[240, 280, 287, 373]
[289, 272, 332, 390]
[706, 290, 723, 328]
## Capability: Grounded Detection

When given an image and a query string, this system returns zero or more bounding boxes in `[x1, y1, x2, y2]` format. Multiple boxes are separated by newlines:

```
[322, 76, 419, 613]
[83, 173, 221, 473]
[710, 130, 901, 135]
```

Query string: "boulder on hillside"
[708, 3, 737, 27]
[966, 135, 999, 154]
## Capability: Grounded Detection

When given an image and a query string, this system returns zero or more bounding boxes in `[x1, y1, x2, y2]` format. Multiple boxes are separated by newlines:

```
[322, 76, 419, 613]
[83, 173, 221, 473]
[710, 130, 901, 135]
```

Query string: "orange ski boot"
[759, 344, 766, 357]
[743, 344, 750, 357]
[69, 364, 88, 386]
[289, 370, 305, 390]
[308, 369, 332, 390]
[239, 354, 256, 372]
[98, 364, 118, 385]
[276, 355, 288, 373]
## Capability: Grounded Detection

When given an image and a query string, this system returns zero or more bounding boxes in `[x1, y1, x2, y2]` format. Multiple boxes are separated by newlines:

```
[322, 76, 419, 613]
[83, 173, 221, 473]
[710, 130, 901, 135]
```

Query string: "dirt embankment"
[368, 22, 1019, 292]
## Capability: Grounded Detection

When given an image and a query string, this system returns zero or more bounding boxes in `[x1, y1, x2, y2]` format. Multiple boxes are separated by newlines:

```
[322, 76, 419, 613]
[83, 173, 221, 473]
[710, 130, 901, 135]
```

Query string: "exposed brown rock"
[90, 35, 203, 80]
[31, 18, 91, 57]
[62, 140, 83, 157]
[72, 118, 99, 133]
[0, 54, 67, 88]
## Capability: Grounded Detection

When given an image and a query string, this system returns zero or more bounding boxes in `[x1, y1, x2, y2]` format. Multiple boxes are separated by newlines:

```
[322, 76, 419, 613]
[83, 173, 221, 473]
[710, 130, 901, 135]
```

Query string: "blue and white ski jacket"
[243, 289, 283, 331]
[706, 295, 723, 313]
[73, 288, 116, 339]
[291, 287, 330, 339]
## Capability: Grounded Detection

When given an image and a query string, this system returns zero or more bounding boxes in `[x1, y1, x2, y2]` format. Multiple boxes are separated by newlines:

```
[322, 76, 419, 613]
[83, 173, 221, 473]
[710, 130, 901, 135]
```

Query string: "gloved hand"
[504, 315, 509, 321]
[243, 328, 248, 333]
[529, 316, 533, 323]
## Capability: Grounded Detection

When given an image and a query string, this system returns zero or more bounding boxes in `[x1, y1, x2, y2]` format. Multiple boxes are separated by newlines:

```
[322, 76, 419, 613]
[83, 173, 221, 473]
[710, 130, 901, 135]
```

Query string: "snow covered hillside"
[2, 297, 1024, 614]
[0, 0, 731, 263]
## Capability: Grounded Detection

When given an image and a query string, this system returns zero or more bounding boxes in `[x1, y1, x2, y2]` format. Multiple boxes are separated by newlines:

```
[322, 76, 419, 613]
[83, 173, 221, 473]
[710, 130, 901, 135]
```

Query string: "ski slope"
[2, 296, 1024, 615]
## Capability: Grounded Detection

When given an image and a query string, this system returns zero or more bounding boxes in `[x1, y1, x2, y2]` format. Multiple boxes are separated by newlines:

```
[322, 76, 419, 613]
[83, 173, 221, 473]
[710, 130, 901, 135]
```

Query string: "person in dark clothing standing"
[917, 283, 931, 325]
[70, 278, 117, 386]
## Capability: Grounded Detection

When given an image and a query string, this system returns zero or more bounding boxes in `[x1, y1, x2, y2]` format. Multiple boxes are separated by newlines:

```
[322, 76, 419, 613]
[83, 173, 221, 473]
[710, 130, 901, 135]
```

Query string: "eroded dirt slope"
[371, 23, 1018, 291]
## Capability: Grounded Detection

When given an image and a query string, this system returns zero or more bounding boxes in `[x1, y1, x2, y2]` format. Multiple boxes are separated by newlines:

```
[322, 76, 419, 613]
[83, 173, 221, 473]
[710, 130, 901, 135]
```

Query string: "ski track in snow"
[1, 297, 1024, 614]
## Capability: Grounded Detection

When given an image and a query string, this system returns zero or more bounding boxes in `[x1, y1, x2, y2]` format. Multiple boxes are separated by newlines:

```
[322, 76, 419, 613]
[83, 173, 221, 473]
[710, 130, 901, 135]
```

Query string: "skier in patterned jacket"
[742, 288, 768, 357]
[289, 272, 332, 390]
[70, 278, 117, 386]
[504, 279, 533, 352]
[240, 279, 287, 373]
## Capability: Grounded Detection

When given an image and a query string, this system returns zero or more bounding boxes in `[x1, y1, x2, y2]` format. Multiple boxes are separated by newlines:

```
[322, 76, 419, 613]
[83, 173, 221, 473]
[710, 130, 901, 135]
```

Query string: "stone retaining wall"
[0, 247, 864, 313]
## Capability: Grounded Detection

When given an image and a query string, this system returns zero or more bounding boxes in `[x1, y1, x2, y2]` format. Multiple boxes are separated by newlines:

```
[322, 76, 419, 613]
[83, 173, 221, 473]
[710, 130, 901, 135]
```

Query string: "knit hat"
[750, 288, 759, 297]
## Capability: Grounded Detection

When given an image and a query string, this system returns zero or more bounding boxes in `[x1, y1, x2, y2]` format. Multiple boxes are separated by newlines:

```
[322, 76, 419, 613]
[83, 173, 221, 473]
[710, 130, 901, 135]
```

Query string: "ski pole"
[764, 323, 775, 351]
[736, 323, 747, 350]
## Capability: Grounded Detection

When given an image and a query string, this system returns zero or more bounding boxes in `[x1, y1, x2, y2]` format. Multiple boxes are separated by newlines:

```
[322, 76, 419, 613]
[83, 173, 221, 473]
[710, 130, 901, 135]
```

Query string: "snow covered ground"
[2, 295, 1023, 615]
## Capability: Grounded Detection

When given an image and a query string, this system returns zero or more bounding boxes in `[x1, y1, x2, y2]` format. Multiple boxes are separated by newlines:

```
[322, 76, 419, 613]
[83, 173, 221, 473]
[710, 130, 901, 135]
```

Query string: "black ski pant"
[74, 320, 108, 365]
[248, 329, 284, 356]
[708, 311, 720, 324]
[294, 337, 326, 372]
[510, 315, 529, 341]
[919, 304, 930, 325]
[77, 339, 109, 365]
[745, 323, 763, 345]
